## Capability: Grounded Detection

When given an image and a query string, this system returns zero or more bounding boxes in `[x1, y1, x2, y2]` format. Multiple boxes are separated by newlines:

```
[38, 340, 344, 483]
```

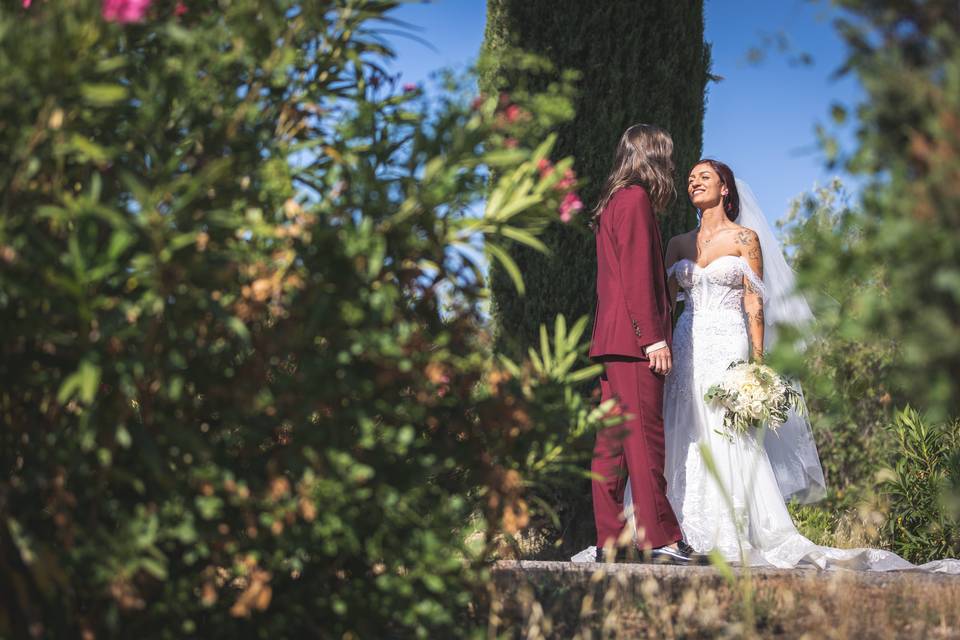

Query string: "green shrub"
[0, 2, 604, 637]
[798, 0, 960, 421]
[788, 502, 838, 547]
[880, 407, 960, 563]
[779, 0, 960, 563]
[775, 181, 897, 493]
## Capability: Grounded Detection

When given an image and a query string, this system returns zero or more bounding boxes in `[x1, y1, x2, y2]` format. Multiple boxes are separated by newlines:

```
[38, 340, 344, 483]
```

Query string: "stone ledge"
[490, 560, 960, 638]
[495, 559, 960, 585]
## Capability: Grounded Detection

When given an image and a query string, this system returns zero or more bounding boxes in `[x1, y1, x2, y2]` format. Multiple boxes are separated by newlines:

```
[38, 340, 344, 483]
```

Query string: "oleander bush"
[879, 407, 960, 563]
[0, 1, 606, 637]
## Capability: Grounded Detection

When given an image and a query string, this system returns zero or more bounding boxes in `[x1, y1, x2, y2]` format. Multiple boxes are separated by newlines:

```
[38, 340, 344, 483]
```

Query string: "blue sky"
[382, 0, 859, 228]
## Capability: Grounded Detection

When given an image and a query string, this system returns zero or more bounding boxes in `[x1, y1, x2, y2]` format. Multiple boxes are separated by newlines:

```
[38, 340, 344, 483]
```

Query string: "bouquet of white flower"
[704, 360, 805, 437]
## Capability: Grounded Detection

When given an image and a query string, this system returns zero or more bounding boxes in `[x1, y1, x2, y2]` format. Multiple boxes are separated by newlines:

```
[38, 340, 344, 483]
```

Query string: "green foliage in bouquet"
[880, 407, 960, 563]
[0, 1, 606, 637]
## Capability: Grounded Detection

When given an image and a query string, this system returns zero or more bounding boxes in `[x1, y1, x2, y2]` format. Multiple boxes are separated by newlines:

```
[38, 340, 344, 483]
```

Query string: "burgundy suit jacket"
[589, 185, 672, 360]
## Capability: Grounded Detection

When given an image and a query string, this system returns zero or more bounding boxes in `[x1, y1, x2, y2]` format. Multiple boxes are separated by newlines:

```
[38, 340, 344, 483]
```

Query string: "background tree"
[480, 0, 711, 361]
[798, 0, 960, 421]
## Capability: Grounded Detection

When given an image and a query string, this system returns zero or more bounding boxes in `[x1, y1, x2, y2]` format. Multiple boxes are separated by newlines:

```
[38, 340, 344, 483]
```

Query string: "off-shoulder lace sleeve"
[741, 260, 768, 302]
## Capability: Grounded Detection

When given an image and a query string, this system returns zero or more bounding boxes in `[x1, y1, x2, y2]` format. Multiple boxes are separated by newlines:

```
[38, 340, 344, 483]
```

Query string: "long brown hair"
[691, 158, 740, 221]
[592, 124, 676, 225]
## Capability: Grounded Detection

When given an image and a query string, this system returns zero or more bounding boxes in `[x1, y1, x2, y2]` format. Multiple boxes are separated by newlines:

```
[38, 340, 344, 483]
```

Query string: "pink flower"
[536, 158, 554, 177]
[22, 0, 31, 7]
[504, 104, 521, 123]
[402, 83, 418, 93]
[102, 0, 151, 22]
[559, 192, 583, 223]
[174, 1, 187, 16]
[556, 168, 577, 191]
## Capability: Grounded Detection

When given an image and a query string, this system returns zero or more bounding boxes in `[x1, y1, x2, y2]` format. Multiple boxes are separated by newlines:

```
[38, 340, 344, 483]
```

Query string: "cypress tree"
[481, 2, 710, 557]
[482, 1, 711, 360]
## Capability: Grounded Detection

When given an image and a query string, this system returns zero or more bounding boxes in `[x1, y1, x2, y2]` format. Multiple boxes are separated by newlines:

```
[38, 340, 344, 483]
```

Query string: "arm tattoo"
[747, 306, 765, 360]
[738, 230, 761, 262]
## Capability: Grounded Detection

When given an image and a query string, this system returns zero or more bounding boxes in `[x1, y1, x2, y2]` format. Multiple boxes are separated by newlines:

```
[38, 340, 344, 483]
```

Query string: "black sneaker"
[642, 541, 709, 565]
[595, 547, 624, 563]
[677, 540, 711, 565]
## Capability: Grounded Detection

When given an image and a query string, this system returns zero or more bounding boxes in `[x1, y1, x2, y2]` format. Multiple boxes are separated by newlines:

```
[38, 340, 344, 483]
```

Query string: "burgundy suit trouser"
[592, 357, 683, 550]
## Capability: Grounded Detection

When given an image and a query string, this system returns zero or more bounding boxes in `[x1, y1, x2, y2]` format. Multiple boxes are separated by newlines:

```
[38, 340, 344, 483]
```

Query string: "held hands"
[648, 344, 672, 375]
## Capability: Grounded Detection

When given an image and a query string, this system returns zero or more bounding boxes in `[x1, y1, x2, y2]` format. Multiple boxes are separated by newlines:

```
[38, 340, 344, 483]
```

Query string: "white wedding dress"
[662, 254, 954, 571]
[571, 253, 958, 572]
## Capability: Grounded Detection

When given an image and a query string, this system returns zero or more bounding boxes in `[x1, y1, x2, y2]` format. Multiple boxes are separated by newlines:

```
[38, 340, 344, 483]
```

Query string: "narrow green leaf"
[66, 134, 111, 163]
[531, 133, 557, 165]
[497, 354, 522, 377]
[78, 361, 101, 404]
[708, 550, 736, 584]
[483, 149, 527, 167]
[56, 360, 101, 405]
[499, 226, 549, 253]
[527, 346, 544, 373]
[554, 314, 567, 354]
[486, 243, 525, 295]
[567, 315, 591, 351]
[556, 351, 578, 376]
[490, 194, 541, 222]
[139, 557, 168, 580]
[539, 323, 552, 371]
[226, 317, 251, 343]
[567, 363, 603, 384]
[80, 83, 129, 106]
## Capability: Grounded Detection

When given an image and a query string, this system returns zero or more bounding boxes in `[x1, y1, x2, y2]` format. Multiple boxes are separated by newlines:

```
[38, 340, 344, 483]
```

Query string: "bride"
[574, 159, 958, 572]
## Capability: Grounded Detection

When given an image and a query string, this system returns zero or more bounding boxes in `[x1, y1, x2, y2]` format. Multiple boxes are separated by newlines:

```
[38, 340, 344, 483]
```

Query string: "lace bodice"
[667, 255, 766, 314]
[665, 255, 767, 402]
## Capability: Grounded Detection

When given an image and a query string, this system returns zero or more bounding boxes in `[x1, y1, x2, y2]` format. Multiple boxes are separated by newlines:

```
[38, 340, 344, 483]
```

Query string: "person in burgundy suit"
[588, 124, 701, 564]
